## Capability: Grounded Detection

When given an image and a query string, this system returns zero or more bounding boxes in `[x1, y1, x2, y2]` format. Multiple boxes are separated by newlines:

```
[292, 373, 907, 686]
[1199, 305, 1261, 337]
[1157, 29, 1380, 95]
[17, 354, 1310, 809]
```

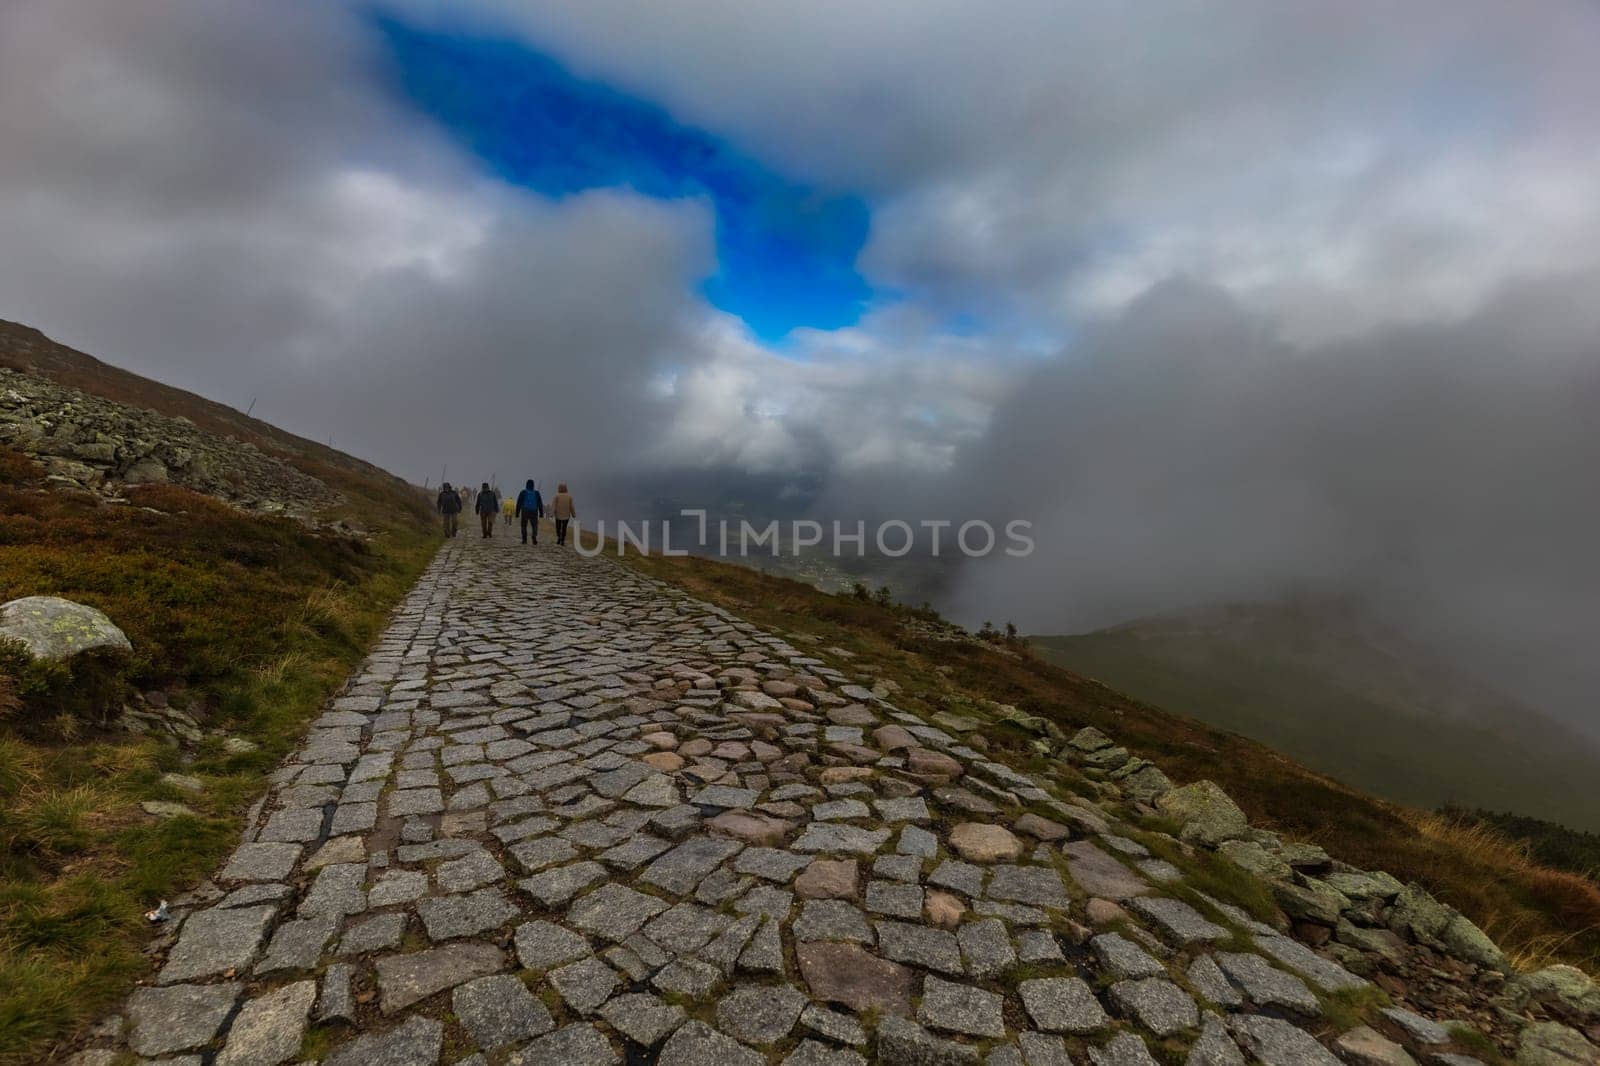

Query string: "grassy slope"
[623, 551, 1600, 974]
[0, 325, 436, 1062]
[1032, 632, 1600, 832]
[1447, 807, 1600, 883]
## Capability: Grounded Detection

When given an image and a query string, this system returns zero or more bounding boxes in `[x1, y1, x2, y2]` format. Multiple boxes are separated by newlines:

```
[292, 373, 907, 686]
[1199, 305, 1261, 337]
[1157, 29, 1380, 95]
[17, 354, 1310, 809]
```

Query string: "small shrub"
[0, 676, 18, 722]
[0, 449, 40, 486]
[0, 629, 132, 730]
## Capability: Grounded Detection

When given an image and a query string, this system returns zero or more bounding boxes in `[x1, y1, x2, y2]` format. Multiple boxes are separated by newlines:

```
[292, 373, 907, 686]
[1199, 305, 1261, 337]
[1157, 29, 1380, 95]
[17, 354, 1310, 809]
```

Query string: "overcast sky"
[2, 1, 1597, 732]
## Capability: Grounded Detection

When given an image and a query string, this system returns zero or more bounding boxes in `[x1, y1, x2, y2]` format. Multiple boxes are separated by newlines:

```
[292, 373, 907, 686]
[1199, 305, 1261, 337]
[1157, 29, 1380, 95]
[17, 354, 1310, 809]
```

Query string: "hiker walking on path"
[436, 481, 462, 538]
[551, 482, 575, 546]
[515, 479, 544, 545]
[474, 482, 499, 538]
[501, 492, 515, 526]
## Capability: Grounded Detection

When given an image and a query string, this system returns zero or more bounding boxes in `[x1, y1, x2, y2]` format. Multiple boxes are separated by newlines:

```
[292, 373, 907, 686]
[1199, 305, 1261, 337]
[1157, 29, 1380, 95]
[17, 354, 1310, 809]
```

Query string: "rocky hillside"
[0, 322, 440, 1064]
[0, 319, 419, 522]
[0, 366, 337, 518]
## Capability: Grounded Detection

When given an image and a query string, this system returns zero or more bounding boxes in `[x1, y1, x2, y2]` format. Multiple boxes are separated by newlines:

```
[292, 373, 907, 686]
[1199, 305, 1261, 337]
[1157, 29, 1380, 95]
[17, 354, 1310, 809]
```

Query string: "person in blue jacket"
[515, 479, 544, 545]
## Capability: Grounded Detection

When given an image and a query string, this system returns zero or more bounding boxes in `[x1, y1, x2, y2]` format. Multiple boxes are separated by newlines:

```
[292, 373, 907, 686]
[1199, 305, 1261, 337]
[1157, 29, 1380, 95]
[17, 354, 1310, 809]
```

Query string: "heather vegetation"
[0, 445, 434, 1062]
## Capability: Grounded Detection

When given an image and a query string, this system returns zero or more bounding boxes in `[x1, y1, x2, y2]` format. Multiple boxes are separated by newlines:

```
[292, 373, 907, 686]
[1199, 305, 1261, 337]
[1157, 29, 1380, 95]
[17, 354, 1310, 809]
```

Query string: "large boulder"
[1119, 763, 1174, 805]
[1156, 780, 1250, 846]
[1439, 912, 1510, 973]
[0, 596, 132, 662]
[1387, 883, 1509, 973]
[1273, 877, 1351, 925]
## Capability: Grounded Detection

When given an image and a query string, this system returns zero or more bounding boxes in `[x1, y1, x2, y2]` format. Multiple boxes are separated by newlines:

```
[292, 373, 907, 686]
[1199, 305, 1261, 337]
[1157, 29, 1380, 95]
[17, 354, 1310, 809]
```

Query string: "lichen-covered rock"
[1438, 912, 1509, 973]
[1273, 877, 1350, 926]
[1323, 870, 1404, 901]
[1218, 840, 1291, 880]
[1386, 883, 1453, 944]
[0, 595, 131, 662]
[1508, 965, 1600, 1023]
[1386, 882, 1508, 972]
[1119, 764, 1174, 805]
[1156, 780, 1249, 846]
[1514, 1021, 1598, 1065]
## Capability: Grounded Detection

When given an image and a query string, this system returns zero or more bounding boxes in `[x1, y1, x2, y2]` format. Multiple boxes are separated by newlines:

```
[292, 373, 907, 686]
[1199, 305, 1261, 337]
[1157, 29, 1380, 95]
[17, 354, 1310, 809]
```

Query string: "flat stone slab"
[453, 973, 555, 1048]
[792, 824, 891, 855]
[1129, 896, 1228, 945]
[221, 842, 301, 882]
[158, 905, 275, 983]
[1107, 978, 1199, 1037]
[374, 942, 506, 1013]
[521, 1023, 621, 1066]
[716, 984, 808, 1045]
[1228, 1015, 1342, 1066]
[126, 982, 239, 1057]
[876, 919, 964, 973]
[216, 980, 315, 1066]
[1216, 952, 1321, 1015]
[600, 992, 687, 1047]
[641, 836, 745, 894]
[1020, 976, 1111, 1033]
[797, 941, 914, 1015]
[987, 865, 1071, 908]
[550, 956, 621, 1013]
[325, 1015, 444, 1066]
[1063, 841, 1151, 900]
[415, 887, 517, 940]
[660, 1020, 765, 1066]
[919, 976, 1006, 1037]
[515, 919, 591, 970]
[568, 884, 671, 941]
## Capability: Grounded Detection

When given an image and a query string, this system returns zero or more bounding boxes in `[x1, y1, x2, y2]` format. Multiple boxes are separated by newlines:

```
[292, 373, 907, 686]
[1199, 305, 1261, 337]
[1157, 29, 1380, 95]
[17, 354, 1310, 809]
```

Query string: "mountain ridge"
[1033, 596, 1600, 831]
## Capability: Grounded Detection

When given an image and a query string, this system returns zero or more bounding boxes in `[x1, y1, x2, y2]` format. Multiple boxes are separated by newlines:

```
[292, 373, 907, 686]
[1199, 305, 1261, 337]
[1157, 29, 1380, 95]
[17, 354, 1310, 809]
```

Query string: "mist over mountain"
[1034, 596, 1600, 831]
[943, 274, 1600, 744]
[2, 0, 1597, 745]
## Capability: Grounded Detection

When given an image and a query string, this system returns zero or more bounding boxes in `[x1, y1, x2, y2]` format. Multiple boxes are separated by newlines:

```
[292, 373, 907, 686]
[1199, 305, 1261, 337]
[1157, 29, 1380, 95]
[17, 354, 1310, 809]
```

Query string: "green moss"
[1446, 1023, 1506, 1064]
[1317, 984, 1391, 1032]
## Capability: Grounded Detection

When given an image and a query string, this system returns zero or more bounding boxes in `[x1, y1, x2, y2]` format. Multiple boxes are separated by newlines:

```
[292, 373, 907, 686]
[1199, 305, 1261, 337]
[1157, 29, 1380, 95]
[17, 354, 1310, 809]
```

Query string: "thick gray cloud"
[403, 0, 1600, 342]
[0, 0, 718, 493]
[946, 274, 1600, 736]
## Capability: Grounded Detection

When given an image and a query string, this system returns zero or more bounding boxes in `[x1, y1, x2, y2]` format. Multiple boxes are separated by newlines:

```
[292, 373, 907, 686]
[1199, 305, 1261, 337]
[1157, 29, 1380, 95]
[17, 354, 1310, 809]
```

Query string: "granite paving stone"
[86, 535, 1429, 1066]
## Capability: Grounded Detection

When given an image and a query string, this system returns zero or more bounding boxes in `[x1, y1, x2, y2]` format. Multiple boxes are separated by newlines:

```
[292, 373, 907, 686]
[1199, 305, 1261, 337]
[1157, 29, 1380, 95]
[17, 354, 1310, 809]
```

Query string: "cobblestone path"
[92, 535, 1401, 1065]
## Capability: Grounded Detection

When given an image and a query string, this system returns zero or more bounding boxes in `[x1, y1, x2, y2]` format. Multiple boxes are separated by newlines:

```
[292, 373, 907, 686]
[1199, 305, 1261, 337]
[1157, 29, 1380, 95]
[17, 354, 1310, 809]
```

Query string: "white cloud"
[408, 0, 1600, 340]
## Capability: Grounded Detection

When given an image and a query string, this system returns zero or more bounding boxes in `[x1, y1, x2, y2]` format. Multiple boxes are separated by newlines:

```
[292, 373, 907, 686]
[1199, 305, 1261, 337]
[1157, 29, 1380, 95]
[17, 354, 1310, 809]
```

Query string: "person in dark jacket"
[475, 482, 499, 538]
[515, 479, 544, 545]
[436, 481, 462, 537]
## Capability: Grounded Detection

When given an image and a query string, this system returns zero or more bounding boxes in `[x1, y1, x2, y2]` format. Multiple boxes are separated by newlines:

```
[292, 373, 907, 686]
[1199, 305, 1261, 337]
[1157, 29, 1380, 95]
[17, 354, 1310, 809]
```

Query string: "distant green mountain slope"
[1033, 599, 1600, 831]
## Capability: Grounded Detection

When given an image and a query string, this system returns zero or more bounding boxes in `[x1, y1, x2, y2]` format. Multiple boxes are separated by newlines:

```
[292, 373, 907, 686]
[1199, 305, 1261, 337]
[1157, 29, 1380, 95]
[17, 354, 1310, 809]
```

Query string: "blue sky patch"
[375, 18, 874, 340]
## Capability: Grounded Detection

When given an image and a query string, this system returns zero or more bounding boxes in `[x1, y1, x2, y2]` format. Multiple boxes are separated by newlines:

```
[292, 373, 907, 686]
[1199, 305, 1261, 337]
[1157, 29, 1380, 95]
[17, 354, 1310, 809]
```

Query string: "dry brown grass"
[1408, 810, 1600, 969]
[251, 650, 313, 688]
[294, 583, 358, 632]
